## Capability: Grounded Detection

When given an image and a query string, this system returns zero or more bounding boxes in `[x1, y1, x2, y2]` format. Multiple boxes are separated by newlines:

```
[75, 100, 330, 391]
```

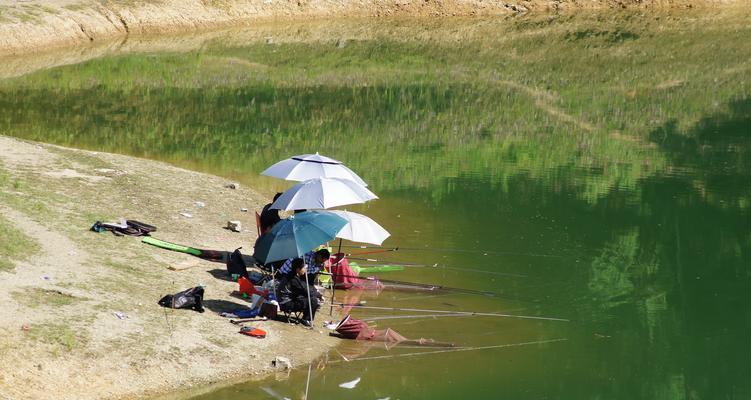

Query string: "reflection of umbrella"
[261, 153, 368, 187]
[334, 314, 455, 351]
[328, 210, 390, 245]
[270, 178, 378, 211]
[253, 211, 347, 264]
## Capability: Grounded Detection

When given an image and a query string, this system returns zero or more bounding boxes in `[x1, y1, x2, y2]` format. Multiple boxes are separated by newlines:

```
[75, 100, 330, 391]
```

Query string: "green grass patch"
[12, 288, 84, 308]
[25, 322, 88, 354]
[104, 258, 144, 275]
[0, 167, 8, 188]
[76, 260, 160, 295]
[0, 215, 39, 272]
[47, 145, 117, 170]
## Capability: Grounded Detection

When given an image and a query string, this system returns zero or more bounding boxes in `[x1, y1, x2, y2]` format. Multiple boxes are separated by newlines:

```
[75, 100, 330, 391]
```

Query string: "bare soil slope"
[0, 136, 338, 400]
[0, 0, 744, 56]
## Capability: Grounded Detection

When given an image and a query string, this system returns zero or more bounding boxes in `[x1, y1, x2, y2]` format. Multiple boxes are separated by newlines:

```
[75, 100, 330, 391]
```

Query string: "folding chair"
[281, 308, 304, 324]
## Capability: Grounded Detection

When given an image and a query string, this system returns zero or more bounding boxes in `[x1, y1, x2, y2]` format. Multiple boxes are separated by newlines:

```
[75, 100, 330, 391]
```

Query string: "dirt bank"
[0, 0, 745, 57]
[0, 136, 340, 400]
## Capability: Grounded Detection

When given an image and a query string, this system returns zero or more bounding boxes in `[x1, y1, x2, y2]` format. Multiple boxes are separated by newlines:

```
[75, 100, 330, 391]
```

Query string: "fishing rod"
[304, 362, 312, 400]
[346, 247, 399, 256]
[333, 303, 570, 322]
[230, 317, 268, 325]
[327, 338, 569, 364]
[325, 272, 541, 303]
[321, 271, 497, 297]
[339, 244, 564, 258]
[355, 261, 528, 278]
[362, 307, 529, 321]
[363, 313, 476, 321]
[345, 256, 528, 278]
[326, 268, 539, 303]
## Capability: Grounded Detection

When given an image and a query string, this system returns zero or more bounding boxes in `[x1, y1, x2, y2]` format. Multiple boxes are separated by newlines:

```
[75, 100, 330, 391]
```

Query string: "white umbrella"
[270, 178, 377, 211]
[323, 210, 390, 316]
[261, 153, 368, 187]
[328, 210, 390, 245]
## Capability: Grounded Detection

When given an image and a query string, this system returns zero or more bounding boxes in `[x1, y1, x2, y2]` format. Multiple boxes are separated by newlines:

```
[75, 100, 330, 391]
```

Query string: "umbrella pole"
[329, 238, 343, 316]
[306, 274, 314, 325]
[271, 264, 277, 299]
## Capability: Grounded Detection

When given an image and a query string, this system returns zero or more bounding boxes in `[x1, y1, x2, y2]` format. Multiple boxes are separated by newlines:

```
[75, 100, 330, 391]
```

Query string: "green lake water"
[1, 11, 751, 399]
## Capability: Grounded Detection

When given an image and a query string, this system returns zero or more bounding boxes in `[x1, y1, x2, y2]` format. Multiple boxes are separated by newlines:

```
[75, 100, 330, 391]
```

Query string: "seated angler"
[279, 248, 330, 284]
[259, 192, 283, 234]
[278, 258, 322, 327]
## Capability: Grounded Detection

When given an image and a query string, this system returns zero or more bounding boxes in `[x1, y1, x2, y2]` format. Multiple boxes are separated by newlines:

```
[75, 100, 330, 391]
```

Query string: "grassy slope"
[0, 12, 748, 207]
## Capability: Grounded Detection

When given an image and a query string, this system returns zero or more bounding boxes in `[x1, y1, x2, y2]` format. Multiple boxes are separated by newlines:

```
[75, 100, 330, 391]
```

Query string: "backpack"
[226, 247, 249, 280]
[158, 286, 204, 313]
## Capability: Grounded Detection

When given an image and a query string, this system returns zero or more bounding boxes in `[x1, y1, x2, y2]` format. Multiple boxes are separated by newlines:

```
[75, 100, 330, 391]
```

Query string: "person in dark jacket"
[278, 258, 322, 327]
[259, 192, 283, 233]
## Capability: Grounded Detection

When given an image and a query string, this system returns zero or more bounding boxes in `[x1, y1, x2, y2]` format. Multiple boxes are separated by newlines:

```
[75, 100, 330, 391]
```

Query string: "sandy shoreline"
[0, 0, 745, 57]
[0, 136, 341, 400]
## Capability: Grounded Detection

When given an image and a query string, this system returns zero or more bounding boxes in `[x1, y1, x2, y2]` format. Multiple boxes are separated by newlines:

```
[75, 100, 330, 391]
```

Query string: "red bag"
[239, 326, 267, 338]
[238, 276, 268, 298]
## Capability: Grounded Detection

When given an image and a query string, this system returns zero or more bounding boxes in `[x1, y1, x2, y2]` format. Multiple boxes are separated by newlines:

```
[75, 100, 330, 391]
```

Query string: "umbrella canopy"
[261, 153, 368, 187]
[270, 178, 378, 211]
[253, 210, 347, 264]
[328, 210, 390, 245]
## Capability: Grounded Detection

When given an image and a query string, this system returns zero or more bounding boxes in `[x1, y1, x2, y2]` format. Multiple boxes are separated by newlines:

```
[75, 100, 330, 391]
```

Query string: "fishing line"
[393, 292, 455, 301]
[347, 247, 400, 256]
[323, 272, 541, 303]
[362, 307, 530, 321]
[304, 362, 312, 400]
[321, 271, 497, 297]
[329, 338, 568, 363]
[333, 303, 570, 322]
[341, 244, 564, 258]
[332, 347, 351, 362]
[363, 313, 474, 321]
[261, 387, 291, 400]
[162, 279, 176, 342]
[347, 257, 528, 278]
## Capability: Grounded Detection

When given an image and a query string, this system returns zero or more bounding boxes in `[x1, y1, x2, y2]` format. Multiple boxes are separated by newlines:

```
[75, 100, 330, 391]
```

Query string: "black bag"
[226, 247, 249, 280]
[126, 220, 157, 234]
[90, 219, 157, 236]
[158, 286, 205, 313]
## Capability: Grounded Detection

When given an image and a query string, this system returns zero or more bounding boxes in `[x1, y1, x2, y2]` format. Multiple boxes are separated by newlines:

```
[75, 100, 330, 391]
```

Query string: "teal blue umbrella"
[253, 210, 347, 264]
